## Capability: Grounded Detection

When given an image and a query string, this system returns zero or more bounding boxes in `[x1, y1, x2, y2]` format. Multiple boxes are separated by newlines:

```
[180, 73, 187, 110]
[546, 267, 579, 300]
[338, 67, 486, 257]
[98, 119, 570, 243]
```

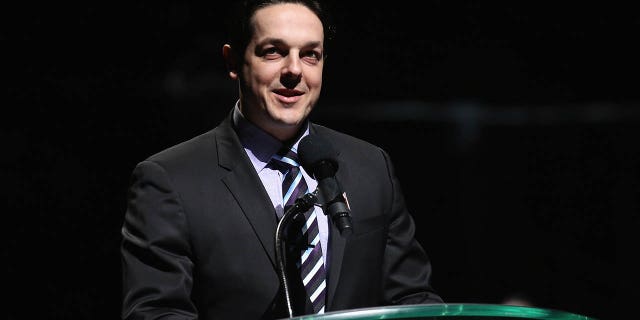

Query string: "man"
[120, 1, 443, 319]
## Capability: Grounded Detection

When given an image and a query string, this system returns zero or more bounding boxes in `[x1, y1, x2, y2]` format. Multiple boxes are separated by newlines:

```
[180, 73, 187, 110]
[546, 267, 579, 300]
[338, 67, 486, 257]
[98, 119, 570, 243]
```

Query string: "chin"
[276, 118, 304, 128]
[277, 108, 307, 123]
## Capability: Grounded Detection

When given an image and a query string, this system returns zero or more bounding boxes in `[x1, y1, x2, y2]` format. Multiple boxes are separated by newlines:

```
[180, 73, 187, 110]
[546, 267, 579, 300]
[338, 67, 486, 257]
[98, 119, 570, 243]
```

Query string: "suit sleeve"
[379, 149, 444, 305]
[120, 160, 197, 320]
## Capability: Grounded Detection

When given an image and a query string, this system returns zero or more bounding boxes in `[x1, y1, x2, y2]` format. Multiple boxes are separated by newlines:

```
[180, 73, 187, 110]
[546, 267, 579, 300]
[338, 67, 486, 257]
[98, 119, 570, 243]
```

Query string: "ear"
[222, 44, 239, 80]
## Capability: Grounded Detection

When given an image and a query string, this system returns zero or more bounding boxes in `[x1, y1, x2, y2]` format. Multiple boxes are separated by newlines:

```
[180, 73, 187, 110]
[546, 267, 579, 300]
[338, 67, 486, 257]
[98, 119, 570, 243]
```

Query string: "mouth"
[273, 88, 304, 97]
[273, 89, 304, 104]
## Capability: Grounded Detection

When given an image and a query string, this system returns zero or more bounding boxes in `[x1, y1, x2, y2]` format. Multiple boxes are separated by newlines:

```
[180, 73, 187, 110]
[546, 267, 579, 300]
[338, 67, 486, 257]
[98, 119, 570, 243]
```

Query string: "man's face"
[238, 3, 324, 141]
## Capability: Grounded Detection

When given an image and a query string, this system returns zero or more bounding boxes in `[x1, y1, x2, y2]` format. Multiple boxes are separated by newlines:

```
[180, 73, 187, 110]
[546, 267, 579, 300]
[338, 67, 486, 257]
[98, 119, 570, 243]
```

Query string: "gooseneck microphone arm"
[275, 192, 318, 318]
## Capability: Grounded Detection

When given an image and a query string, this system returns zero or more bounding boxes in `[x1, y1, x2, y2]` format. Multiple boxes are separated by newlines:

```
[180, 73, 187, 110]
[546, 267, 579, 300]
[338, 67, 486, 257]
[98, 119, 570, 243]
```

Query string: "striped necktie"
[272, 148, 327, 314]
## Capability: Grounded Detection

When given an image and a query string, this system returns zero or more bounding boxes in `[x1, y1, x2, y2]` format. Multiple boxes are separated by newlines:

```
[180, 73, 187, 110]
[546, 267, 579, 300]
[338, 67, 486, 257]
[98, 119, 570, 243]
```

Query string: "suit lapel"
[216, 118, 279, 268]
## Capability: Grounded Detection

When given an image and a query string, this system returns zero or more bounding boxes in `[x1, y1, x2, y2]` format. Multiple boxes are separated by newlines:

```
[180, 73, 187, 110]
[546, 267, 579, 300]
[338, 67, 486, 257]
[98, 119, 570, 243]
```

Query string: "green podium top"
[288, 303, 597, 320]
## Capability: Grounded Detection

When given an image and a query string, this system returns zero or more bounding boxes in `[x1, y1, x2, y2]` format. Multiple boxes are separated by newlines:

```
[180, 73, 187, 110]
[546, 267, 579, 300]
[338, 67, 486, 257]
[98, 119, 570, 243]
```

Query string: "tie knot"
[271, 148, 300, 169]
[272, 147, 309, 210]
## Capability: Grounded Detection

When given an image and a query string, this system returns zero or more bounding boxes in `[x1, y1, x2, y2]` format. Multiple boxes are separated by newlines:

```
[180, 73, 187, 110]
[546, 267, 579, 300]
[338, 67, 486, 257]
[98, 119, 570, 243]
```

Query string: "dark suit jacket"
[121, 111, 442, 319]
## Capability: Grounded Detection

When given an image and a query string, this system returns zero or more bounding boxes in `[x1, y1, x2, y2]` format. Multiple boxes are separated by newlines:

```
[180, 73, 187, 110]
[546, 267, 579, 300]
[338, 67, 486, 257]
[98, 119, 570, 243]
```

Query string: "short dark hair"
[224, 0, 335, 61]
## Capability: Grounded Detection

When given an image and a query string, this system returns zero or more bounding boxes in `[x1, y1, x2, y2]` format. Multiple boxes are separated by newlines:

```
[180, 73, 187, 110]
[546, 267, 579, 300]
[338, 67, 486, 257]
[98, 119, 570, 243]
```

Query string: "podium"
[286, 303, 597, 320]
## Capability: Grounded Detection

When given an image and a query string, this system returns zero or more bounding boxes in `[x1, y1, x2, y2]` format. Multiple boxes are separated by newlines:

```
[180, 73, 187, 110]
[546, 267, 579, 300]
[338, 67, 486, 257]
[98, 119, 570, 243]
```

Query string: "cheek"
[243, 64, 276, 87]
[254, 70, 274, 84]
[305, 68, 323, 88]
[255, 65, 281, 83]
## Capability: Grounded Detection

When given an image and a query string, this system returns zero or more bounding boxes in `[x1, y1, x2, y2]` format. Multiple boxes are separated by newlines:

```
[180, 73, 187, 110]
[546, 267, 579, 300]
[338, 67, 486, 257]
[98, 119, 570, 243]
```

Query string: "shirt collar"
[232, 101, 309, 172]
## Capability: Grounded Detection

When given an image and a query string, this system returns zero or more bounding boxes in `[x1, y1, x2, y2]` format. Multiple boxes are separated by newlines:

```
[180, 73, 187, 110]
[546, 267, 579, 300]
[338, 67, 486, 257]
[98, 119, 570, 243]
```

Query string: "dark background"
[7, 2, 639, 319]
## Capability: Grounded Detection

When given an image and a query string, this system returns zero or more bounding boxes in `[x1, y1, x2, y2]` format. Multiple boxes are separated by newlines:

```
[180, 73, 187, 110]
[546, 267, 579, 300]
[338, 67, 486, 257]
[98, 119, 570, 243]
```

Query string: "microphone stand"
[275, 191, 318, 318]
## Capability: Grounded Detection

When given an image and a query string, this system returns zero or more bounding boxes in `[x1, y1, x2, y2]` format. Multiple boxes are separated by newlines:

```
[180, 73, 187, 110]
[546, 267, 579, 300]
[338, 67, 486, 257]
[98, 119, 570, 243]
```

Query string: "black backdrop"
[7, 2, 639, 319]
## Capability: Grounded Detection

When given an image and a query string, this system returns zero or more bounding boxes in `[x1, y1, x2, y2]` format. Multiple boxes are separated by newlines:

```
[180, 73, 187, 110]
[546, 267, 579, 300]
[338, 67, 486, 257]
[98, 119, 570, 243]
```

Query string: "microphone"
[298, 134, 353, 237]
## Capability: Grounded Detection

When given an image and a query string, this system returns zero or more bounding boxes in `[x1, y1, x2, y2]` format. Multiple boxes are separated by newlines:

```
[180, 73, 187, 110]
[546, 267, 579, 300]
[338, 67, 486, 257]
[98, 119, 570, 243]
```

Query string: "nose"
[282, 54, 302, 80]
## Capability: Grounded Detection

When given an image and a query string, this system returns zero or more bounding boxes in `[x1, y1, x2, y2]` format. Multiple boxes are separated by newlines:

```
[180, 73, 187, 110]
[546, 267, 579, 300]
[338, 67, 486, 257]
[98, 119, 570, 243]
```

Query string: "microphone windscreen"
[298, 134, 338, 173]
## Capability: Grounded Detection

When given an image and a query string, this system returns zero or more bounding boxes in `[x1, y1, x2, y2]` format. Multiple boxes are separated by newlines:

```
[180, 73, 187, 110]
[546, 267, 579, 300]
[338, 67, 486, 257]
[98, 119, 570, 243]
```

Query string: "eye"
[261, 47, 282, 60]
[301, 50, 322, 64]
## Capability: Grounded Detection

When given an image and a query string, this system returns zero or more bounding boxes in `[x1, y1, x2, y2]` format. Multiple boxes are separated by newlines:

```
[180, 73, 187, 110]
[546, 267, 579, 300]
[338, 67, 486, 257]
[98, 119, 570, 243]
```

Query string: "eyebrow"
[255, 37, 323, 49]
